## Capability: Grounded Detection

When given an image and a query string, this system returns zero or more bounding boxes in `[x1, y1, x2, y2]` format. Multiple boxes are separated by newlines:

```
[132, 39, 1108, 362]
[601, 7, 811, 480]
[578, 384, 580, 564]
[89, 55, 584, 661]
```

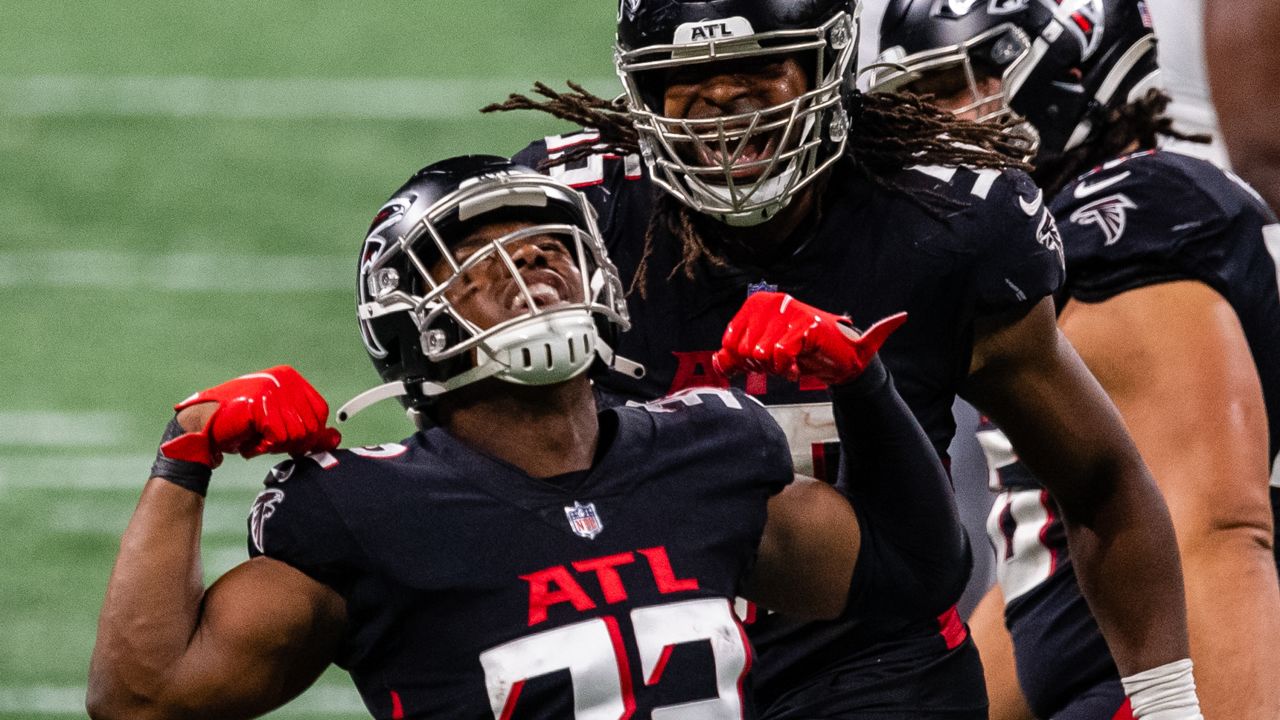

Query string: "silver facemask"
[616, 11, 859, 227]
[871, 23, 1041, 158]
[340, 173, 636, 421]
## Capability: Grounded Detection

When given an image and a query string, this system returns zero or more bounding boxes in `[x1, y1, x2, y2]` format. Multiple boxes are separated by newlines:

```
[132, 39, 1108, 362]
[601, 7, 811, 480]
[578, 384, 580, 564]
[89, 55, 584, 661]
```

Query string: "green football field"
[0, 3, 617, 717]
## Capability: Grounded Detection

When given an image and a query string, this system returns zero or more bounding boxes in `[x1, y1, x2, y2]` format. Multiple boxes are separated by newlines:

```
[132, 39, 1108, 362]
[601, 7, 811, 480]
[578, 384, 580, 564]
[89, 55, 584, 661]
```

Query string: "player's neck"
[440, 376, 599, 478]
[704, 179, 825, 267]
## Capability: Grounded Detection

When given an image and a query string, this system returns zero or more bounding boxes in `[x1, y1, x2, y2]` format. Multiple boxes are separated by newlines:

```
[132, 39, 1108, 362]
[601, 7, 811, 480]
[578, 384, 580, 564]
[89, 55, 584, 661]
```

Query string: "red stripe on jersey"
[733, 611, 755, 719]
[498, 680, 525, 720]
[546, 133, 601, 152]
[568, 178, 606, 189]
[390, 690, 405, 719]
[1112, 698, 1135, 720]
[646, 645, 676, 685]
[937, 605, 968, 650]
[604, 616, 637, 719]
[1037, 490, 1059, 575]
[812, 442, 829, 484]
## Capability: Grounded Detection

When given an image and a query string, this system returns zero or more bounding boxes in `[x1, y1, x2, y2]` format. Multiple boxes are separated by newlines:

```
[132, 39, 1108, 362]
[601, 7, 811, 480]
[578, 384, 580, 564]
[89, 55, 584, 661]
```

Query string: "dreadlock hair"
[1033, 89, 1211, 197]
[483, 82, 1027, 295]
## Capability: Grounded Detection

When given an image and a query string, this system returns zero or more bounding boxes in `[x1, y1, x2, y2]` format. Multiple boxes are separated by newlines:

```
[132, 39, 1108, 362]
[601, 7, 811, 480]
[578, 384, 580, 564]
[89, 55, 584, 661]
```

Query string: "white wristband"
[1120, 659, 1204, 720]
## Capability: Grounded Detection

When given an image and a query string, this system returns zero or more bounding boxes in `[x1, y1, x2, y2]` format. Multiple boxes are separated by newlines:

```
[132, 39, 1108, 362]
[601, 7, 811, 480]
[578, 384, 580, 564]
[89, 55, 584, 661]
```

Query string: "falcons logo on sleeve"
[1069, 194, 1137, 246]
[250, 488, 286, 554]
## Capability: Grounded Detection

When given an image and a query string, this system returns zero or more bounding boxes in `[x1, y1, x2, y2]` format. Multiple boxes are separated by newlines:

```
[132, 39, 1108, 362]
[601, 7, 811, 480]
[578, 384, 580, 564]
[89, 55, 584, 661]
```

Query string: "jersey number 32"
[479, 598, 751, 719]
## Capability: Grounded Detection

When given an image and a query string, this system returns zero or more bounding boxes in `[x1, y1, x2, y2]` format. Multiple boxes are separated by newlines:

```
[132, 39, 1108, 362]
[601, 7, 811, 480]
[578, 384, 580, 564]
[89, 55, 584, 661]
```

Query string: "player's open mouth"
[507, 271, 569, 312]
[694, 130, 781, 181]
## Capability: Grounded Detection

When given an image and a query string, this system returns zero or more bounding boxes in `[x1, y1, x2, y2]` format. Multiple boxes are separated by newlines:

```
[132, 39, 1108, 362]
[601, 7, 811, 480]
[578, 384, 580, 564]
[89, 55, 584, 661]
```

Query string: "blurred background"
[0, 1, 1218, 718]
[0, 3, 617, 717]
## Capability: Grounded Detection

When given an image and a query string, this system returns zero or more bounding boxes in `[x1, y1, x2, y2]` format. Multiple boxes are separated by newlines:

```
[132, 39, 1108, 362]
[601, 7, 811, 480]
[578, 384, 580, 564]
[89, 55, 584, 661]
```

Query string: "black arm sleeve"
[832, 357, 972, 616]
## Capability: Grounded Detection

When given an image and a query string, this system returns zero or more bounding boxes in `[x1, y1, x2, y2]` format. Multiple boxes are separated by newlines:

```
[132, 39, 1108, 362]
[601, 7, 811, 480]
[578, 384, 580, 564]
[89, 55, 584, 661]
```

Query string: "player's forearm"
[831, 358, 967, 589]
[1178, 532, 1280, 718]
[1206, 0, 1280, 213]
[1061, 458, 1189, 677]
[1126, 411, 1280, 717]
[87, 478, 206, 719]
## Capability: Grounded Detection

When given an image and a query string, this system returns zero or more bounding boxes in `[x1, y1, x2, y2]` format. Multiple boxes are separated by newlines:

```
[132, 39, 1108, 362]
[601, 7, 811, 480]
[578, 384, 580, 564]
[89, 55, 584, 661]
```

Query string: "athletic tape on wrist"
[149, 416, 212, 496]
[1121, 658, 1203, 720]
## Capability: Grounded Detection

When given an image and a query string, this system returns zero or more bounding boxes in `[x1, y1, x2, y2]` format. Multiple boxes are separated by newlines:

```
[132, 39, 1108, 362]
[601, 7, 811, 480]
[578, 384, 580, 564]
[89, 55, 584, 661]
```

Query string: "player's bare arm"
[1206, 0, 1280, 214]
[963, 296, 1189, 675]
[1058, 280, 1280, 718]
[87, 369, 346, 720]
[747, 477, 860, 619]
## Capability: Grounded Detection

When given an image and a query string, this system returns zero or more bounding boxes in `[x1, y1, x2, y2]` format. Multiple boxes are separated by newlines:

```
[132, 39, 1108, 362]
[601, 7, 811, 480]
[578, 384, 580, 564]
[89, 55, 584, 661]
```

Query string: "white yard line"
[0, 454, 278, 490]
[0, 684, 366, 715]
[50, 497, 252, 535]
[0, 249, 350, 292]
[0, 412, 130, 448]
[0, 74, 618, 119]
[0, 248, 350, 289]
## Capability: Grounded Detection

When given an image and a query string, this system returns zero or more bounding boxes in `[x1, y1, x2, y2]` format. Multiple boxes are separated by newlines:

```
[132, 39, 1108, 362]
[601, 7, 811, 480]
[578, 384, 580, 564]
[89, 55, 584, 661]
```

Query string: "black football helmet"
[339, 156, 638, 422]
[615, 0, 860, 226]
[872, 0, 1160, 163]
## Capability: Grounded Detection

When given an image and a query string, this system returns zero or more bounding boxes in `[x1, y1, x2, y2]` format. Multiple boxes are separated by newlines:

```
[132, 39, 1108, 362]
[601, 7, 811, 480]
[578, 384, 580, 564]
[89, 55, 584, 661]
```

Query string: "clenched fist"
[161, 365, 342, 468]
[712, 292, 906, 386]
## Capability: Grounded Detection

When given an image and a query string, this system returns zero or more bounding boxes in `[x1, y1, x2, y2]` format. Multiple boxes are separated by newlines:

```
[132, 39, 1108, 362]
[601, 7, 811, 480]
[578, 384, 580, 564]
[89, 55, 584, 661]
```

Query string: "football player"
[486, 0, 1195, 717]
[87, 156, 963, 719]
[1206, 0, 1280, 214]
[874, 0, 1280, 717]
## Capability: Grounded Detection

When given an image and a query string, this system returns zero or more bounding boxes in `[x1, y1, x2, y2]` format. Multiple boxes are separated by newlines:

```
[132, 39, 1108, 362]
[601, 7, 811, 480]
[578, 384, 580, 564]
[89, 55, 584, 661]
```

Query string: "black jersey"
[978, 149, 1280, 717]
[982, 149, 1280, 553]
[247, 388, 791, 720]
[515, 132, 1064, 712]
[1057, 149, 1280, 466]
[516, 131, 1064, 473]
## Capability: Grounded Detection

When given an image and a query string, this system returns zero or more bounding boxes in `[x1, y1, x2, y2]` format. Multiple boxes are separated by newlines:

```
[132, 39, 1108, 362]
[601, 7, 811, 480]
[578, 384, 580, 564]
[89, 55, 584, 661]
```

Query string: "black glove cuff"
[150, 416, 212, 497]
[830, 355, 889, 399]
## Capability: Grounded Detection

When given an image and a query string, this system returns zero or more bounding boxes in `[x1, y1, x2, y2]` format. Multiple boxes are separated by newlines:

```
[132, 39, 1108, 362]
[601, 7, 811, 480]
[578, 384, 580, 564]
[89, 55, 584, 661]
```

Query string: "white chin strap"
[699, 165, 799, 227]
[337, 311, 645, 422]
[686, 111, 819, 228]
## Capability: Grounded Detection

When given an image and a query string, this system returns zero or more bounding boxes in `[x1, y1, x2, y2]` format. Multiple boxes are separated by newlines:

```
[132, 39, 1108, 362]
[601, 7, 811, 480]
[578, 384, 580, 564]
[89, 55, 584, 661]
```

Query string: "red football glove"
[712, 292, 907, 386]
[160, 365, 342, 468]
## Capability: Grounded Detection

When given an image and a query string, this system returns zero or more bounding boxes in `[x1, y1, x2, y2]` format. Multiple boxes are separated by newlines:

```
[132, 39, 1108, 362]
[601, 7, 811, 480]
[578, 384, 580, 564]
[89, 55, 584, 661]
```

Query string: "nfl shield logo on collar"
[565, 501, 604, 539]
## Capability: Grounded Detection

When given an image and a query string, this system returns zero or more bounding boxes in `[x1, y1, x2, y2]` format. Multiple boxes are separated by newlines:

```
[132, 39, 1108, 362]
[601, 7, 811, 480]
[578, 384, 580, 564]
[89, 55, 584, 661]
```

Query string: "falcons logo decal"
[1069, 193, 1137, 246]
[250, 488, 286, 554]
[1048, 0, 1106, 60]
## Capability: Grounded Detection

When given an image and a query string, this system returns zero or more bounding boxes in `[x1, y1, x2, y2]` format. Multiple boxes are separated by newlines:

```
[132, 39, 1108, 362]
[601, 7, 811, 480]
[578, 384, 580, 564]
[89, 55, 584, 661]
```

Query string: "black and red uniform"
[979, 148, 1280, 719]
[515, 132, 1065, 718]
[249, 388, 790, 719]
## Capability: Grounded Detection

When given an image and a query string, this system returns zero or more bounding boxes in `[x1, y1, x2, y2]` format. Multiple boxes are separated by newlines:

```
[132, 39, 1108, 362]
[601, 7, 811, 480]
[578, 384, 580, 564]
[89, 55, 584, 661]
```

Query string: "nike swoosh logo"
[1019, 189, 1043, 216]
[1073, 171, 1132, 199]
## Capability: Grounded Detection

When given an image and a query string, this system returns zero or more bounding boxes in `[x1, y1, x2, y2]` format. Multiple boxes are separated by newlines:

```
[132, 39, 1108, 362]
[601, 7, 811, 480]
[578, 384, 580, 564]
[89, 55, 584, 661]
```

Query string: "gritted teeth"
[695, 132, 781, 179]
[510, 282, 563, 311]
